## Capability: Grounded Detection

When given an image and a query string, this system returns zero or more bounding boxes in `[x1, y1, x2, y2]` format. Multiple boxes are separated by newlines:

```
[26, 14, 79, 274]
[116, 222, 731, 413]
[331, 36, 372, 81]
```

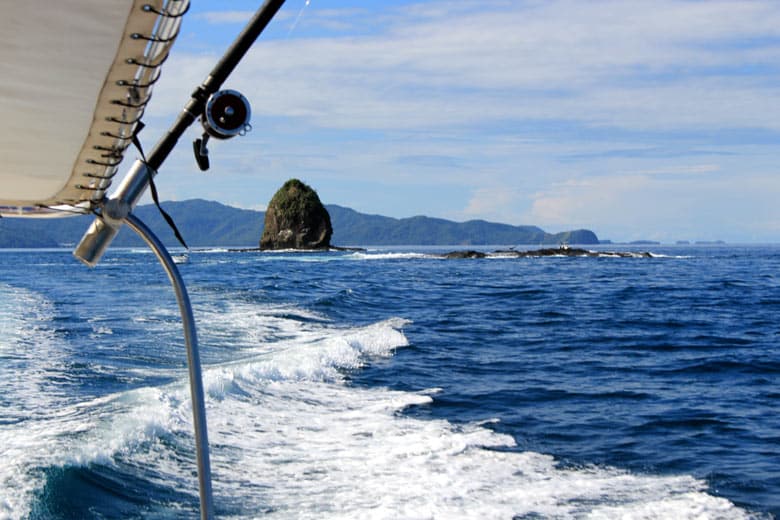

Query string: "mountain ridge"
[0, 199, 598, 248]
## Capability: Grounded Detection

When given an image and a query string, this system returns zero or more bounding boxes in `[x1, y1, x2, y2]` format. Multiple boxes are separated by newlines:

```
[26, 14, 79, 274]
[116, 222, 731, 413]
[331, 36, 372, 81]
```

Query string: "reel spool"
[193, 89, 252, 171]
[202, 89, 252, 139]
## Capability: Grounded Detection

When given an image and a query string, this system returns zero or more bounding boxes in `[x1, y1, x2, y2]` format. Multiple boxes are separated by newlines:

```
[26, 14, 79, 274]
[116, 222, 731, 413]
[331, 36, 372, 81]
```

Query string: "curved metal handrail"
[125, 213, 214, 520]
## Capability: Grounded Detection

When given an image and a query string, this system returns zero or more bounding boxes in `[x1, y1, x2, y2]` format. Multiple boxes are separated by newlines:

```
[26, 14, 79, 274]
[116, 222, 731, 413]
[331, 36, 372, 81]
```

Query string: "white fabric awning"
[0, 0, 188, 217]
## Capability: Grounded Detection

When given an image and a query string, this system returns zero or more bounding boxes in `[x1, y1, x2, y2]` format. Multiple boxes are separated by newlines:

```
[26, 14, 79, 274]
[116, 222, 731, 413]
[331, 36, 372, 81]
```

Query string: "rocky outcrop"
[259, 179, 332, 250]
[443, 250, 487, 259]
[441, 246, 653, 258]
[491, 247, 652, 258]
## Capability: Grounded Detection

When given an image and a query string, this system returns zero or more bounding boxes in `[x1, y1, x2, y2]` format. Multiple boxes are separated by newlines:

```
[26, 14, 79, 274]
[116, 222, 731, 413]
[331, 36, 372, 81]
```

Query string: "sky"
[140, 0, 780, 243]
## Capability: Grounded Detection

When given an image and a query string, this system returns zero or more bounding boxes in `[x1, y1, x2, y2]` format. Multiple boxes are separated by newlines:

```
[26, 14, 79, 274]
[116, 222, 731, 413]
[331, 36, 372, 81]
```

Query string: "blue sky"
[141, 0, 780, 243]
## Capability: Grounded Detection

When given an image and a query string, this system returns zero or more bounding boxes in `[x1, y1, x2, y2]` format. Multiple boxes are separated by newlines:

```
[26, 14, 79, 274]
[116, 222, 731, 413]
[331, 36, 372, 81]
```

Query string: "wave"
[348, 251, 437, 261]
[0, 304, 413, 519]
[0, 293, 760, 519]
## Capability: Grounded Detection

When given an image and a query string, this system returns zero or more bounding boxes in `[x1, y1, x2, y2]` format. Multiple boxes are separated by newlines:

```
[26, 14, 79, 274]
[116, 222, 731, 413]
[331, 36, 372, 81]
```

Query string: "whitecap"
[0, 292, 758, 519]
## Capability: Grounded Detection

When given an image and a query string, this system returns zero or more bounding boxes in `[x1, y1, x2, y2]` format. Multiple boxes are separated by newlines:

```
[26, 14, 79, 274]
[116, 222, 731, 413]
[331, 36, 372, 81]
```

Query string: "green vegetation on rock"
[259, 179, 333, 250]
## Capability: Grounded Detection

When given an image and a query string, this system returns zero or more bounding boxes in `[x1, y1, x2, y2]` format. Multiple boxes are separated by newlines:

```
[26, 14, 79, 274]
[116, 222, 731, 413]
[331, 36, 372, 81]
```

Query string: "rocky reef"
[259, 179, 332, 250]
[442, 247, 653, 259]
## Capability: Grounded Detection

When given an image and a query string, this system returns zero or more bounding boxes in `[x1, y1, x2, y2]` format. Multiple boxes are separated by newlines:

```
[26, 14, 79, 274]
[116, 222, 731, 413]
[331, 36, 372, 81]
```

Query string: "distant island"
[260, 179, 333, 250]
[0, 199, 599, 248]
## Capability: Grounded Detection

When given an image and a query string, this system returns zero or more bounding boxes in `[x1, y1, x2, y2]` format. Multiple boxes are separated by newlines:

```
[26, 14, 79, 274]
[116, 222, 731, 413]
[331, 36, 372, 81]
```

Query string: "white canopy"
[0, 0, 188, 217]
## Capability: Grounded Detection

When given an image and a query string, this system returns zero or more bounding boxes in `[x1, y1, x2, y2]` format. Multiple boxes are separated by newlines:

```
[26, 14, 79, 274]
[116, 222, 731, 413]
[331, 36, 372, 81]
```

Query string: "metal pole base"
[124, 213, 214, 520]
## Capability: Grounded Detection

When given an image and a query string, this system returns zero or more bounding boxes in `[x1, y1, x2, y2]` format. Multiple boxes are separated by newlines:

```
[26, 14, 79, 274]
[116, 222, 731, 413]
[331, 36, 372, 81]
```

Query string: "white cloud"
[141, 0, 780, 241]
[622, 164, 720, 176]
[230, 201, 267, 212]
[195, 11, 254, 24]
[463, 186, 524, 221]
[527, 171, 780, 241]
[157, 0, 780, 132]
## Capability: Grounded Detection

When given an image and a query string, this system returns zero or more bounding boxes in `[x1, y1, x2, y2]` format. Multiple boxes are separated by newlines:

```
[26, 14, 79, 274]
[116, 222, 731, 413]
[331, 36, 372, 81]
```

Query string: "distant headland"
[0, 198, 600, 249]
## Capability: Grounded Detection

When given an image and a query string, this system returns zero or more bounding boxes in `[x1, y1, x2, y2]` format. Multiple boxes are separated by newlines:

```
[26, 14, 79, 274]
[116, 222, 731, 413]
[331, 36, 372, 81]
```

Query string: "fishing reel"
[193, 89, 252, 171]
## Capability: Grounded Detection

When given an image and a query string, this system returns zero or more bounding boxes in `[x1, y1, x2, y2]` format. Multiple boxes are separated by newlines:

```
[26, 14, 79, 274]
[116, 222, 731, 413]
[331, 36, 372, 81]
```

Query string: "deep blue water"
[0, 245, 778, 518]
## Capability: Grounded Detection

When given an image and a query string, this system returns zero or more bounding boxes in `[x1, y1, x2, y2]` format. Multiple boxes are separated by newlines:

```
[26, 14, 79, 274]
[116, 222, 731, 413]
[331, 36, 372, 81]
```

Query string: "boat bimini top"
[0, 0, 188, 217]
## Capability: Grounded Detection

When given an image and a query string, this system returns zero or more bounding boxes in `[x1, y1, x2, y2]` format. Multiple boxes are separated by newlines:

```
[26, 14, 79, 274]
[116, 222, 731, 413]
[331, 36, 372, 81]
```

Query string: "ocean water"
[0, 245, 778, 519]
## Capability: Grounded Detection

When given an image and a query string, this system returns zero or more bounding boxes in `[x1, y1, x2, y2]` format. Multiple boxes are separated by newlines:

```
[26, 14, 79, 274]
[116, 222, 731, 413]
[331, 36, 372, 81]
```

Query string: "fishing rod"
[75, 2, 286, 518]
[75, 0, 286, 266]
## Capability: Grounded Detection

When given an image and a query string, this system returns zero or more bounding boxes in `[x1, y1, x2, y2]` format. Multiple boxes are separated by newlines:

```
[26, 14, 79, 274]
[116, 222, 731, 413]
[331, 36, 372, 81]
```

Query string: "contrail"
[288, 0, 311, 37]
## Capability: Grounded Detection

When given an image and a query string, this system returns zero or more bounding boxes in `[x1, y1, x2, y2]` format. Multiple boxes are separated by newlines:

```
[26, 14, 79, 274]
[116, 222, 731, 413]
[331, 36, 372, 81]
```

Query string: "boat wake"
[0, 287, 761, 519]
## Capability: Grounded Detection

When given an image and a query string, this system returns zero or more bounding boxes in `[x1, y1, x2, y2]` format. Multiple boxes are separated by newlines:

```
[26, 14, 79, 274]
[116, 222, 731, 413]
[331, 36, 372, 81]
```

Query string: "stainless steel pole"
[125, 213, 214, 520]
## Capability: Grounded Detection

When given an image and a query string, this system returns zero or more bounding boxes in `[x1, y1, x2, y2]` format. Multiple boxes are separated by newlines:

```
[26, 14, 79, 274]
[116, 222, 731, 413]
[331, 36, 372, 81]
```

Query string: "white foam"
[0, 301, 413, 519]
[192, 302, 756, 519]
[195, 248, 229, 253]
[0, 293, 759, 519]
[200, 315, 411, 395]
[647, 252, 693, 259]
[202, 378, 754, 520]
[0, 284, 79, 517]
[349, 252, 437, 261]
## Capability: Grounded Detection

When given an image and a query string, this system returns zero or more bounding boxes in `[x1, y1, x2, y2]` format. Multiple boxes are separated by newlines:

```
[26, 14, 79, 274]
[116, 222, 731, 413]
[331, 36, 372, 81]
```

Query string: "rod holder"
[74, 159, 155, 267]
